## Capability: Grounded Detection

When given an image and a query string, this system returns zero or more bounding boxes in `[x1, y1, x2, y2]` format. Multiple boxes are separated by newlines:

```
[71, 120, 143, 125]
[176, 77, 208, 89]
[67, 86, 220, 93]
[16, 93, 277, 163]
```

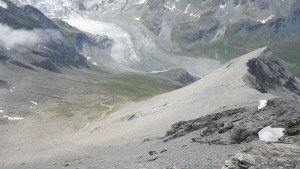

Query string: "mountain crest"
[244, 47, 300, 99]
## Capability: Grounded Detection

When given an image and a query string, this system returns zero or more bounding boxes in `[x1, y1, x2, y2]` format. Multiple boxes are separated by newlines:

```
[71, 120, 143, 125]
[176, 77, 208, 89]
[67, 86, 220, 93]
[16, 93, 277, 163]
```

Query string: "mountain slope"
[1, 1, 299, 168]
[14, 0, 300, 76]
[1, 47, 298, 169]
[86, 47, 300, 144]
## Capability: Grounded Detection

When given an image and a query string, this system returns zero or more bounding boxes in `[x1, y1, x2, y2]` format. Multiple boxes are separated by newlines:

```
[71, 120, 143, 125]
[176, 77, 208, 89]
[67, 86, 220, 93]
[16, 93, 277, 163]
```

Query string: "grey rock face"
[224, 142, 300, 169]
[157, 68, 197, 86]
[90, 35, 113, 49]
[0, 80, 11, 89]
[244, 47, 300, 99]
[224, 153, 256, 169]
[163, 98, 300, 145]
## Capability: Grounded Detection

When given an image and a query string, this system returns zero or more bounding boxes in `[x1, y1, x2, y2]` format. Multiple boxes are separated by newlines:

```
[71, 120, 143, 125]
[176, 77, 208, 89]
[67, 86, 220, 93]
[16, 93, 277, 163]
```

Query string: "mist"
[0, 23, 62, 49]
[0, 0, 7, 9]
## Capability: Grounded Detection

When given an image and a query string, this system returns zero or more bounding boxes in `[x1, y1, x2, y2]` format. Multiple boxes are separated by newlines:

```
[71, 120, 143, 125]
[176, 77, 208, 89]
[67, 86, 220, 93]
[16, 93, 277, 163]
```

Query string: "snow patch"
[133, 17, 141, 20]
[30, 101, 38, 106]
[189, 13, 200, 18]
[135, 0, 146, 5]
[257, 15, 274, 24]
[0, 110, 4, 113]
[210, 27, 226, 43]
[10, 86, 15, 92]
[3, 115, 24, 121]
[184, 4, 191, 14]
[220, 4, 226, 9]
[234, 4, 240, 9]
[165, 4, 176, 11]
[258, 126, 284, 142]
[150, 70, 168, 74]
[258, 100, 267, 110]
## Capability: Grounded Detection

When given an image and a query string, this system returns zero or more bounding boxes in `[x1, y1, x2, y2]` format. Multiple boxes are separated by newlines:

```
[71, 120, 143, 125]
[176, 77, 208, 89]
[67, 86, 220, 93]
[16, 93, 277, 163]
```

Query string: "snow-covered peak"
[14, 0, 295, 24]
[14, 0, 129, 18]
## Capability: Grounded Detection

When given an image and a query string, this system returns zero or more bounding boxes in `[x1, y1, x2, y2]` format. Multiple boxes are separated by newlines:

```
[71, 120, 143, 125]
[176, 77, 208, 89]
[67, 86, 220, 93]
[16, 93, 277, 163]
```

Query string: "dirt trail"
[100, 97, 114, 120]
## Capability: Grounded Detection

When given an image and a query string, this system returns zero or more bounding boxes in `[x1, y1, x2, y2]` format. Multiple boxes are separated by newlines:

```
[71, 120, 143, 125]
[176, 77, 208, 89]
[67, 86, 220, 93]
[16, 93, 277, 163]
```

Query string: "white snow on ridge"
[135, 0, 146, 5]
[165, 4, 176, 11]
[257, 15, 274, 24]
[234, 4, 240, 9]
[0, 110, 4, 113]
[64, 18, 140, 66]
[258, 100, 268, 110]
[220, 4, 226, 9]
[3, 115, 24, 121]
[185, 4, 191, 14]
[150, 69, 168, 74]
[133, 17, 141, 20]
[0, 0, 8, 9]
[258, 126, 284, 142]
[10, 86, 15, 92]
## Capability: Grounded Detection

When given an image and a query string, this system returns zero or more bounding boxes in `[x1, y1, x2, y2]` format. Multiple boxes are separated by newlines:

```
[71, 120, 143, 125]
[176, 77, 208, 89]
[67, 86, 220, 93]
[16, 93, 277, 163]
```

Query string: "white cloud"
[0, 0, 8, 9]
[0, 24, 62, 49]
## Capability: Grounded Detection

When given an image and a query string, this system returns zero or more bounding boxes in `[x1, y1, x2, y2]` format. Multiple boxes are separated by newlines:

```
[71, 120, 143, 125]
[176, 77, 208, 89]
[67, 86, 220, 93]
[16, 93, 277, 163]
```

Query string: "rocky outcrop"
[0, 80, 11, 89]
[244, 47, 300, 98]
[163, 99, 300, 145]
[223, 143, 300, 169]
[158, 68, 197, 86]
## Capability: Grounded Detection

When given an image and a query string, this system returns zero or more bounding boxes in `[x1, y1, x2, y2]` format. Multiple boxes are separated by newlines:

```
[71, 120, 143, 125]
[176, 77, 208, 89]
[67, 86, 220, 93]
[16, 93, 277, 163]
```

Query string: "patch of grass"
[105, 103, 123, 118]
[273, 40, 300, 77]
[87, 62, 112, 74]
[273, 40, 300, 78]
[96, 82, 161, 101]
[289, 63, 300, 78]
[51, 103, 107, 117]
[95, 74, 180, 101]
[172, 15, 219, 46]
[274, 40, 300, 63]
[196, 42, 246, 61]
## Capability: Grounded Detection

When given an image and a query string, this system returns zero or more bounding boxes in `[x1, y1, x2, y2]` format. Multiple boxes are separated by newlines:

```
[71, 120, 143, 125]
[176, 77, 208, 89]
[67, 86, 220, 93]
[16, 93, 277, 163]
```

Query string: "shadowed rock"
[0, 80, 11, 89]
[244, 47, 300, 98]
